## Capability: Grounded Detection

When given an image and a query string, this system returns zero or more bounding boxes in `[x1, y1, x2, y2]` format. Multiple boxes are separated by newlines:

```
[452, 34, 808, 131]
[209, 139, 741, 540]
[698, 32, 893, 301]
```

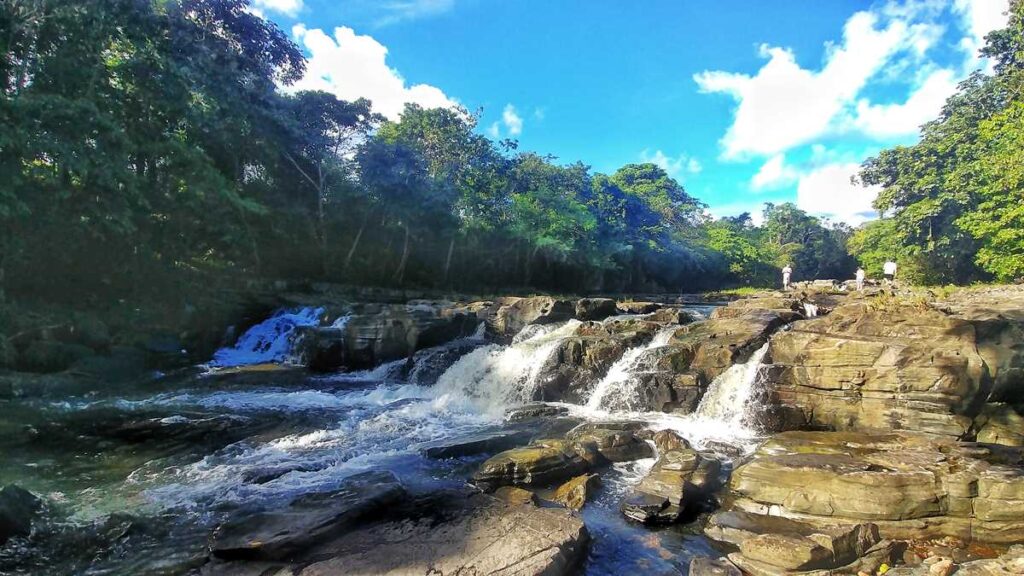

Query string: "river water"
[0, 305, 768, 575]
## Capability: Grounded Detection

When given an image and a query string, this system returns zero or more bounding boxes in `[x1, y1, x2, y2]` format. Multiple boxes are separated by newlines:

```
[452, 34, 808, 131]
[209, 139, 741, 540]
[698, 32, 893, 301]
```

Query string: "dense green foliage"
[0, 0, 862, 310]
[855, 0, 1024, 284]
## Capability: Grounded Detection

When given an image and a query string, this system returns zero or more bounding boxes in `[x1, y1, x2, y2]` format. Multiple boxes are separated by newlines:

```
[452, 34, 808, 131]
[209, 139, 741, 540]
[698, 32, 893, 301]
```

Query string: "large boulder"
[473, 439, 589, 490]
[724, 431, 1024, 543]
[210, 471, 405, 560]
[575, 298, 618, 321]
[493, 296, 574, 338]
[620, 446, 720, 524]
[0, 485, 42, 545]
[565, 422, 654, 464]
[553, 474, 600, 511]
[298, 493, 589, 576]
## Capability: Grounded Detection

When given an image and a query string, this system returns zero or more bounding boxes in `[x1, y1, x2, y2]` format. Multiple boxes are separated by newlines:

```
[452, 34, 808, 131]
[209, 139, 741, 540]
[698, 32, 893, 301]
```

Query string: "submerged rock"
[210, 471, 405, 560]
[298, 494, 589, 576]
[419, 429, 533, 459]
[688, 557, 742, 576]
[0, 485, 42, 545]
[505, 403, 569, 422]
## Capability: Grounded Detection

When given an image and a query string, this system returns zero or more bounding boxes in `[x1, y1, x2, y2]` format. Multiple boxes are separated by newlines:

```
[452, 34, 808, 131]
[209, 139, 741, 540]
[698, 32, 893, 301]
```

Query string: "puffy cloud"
[694, 11, 909, 159]
[288, 25, 458, 121]
[639, 149, 702, 179]
[850, 69, 959, 137]
[751, 153, 799, 191]
[953, 0, 1010, 66]
[796, 162, 882, 224]
[252, 0, 303, 17]
[502, 104, 523, 136]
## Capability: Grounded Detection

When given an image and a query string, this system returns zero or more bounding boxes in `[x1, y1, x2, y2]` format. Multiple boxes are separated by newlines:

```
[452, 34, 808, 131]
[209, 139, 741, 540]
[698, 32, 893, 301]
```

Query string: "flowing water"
[0, 303, 776, 575]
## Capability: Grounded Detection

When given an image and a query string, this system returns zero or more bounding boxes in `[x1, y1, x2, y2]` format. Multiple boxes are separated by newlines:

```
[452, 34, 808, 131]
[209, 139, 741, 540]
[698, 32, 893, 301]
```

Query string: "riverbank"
[1, 283, 1023, 574]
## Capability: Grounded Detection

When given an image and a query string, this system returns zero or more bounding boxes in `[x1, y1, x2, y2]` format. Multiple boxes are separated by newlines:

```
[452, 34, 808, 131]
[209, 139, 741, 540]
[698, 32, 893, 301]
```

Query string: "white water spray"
[585, 327, 677, 411]
[431, 320, 581, 415]
[693, 343, 769, 425]
[802, 302, 819, 318]
[209, 307, 323, 367]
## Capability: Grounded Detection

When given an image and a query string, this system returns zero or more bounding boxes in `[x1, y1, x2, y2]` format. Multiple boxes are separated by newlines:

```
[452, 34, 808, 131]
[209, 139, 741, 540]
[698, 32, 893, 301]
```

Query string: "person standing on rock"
[855, 267, 866, 291]
[782, 264, 793, 290]
[883, 260, 897, 285]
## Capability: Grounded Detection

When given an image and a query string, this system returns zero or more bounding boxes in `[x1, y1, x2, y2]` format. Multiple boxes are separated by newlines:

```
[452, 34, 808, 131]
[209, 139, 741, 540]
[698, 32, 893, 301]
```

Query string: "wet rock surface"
[297, 492, 589, 576]
[620, 445, 721, 524]
[0, 486, 41, 546]
[210, 471, 405, 560]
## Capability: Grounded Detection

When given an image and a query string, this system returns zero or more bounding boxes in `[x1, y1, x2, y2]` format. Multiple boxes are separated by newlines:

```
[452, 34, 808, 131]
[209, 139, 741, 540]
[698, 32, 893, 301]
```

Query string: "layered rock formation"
[723, 431, 1024, 544]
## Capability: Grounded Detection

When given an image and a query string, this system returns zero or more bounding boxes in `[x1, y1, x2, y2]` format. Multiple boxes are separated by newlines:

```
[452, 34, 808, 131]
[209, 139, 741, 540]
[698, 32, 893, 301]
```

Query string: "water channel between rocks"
[0, 303, 771, 575]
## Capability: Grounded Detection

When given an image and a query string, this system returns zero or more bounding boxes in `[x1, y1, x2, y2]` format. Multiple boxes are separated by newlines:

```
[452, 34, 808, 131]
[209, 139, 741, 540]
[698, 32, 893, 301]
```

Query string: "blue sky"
[250, 0, 1010, 225]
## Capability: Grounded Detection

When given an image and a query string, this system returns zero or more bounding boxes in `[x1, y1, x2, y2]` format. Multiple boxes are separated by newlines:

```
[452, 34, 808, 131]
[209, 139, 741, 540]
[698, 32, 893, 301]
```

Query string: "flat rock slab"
[211, 471, 405, 560]
[419, 429, 533, 459]
[299, 495, 589, 576]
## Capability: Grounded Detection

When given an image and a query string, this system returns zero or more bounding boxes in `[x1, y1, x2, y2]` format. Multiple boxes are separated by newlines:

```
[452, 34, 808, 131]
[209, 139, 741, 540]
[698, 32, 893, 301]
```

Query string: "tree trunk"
[393, 224, 411, 285]
[443, 236, 456, 283]
[344, 217, 368, 271]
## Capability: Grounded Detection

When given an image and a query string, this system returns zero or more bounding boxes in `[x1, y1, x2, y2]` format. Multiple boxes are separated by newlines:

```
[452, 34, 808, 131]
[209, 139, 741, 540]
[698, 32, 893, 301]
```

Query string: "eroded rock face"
[298, 494, 589, 576]
[975, 403, 1024, 446]
[575, 298, 618, 321]
[565, 422, 653, 465]
[725, 431, 1024, 543]
[766, 302, 989, 438]
[492, 297, 575, 338]
[210, 471, 405, 560]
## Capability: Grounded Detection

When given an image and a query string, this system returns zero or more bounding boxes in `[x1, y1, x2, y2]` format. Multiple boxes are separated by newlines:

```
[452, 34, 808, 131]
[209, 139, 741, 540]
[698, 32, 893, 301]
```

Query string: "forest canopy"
[1, 0, 1021, 310]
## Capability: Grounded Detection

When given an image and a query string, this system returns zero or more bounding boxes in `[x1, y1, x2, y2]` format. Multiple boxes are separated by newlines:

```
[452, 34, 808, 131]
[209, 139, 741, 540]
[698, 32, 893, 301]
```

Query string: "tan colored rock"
[566, 423, 653, 464]
[553, 474, 600, 511]
[739, 533, 834, 570]
[724, 431, 1024, 544]
[975, 404, 1024, 446]
[493, 486, 537, 506]
[620, 447, 720, 524]
[473, 439, 589, 490]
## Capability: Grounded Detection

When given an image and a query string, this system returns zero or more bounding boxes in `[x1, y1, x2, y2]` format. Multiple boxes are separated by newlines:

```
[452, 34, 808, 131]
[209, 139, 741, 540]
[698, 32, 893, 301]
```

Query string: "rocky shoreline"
[2, 283, 1024, 575]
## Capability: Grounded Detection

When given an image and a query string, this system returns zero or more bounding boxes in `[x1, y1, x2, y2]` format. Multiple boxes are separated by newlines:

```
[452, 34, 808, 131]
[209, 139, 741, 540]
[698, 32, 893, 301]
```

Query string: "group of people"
[781, 260, 898, 291]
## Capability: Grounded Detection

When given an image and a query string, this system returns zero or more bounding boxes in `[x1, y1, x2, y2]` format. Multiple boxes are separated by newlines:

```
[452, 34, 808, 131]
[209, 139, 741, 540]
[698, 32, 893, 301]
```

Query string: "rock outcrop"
[210, 471, 405, 560]
[620, 441, 721, 524]
[298, 493, 589, 576]
[0, 485, 41, 546]
[723, 431, 1024, 544]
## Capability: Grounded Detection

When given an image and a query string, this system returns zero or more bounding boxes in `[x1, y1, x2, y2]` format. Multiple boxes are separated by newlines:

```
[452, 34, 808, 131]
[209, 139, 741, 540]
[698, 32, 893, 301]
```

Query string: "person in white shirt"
[883, 260, 897, 285]
[782, 265, 793, 290]
[855, 267, 866, 291]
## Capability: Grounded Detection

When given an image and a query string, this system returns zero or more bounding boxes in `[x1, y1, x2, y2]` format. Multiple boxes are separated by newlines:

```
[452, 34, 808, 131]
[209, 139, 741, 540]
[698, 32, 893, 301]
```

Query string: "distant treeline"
[853, 0, 1024, 285]
[23, 0, 1014, 313]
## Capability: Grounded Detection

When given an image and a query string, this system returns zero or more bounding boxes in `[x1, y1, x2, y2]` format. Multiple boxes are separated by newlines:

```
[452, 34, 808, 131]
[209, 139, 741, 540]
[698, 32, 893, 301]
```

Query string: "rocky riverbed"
[2, 284, 1023, 575]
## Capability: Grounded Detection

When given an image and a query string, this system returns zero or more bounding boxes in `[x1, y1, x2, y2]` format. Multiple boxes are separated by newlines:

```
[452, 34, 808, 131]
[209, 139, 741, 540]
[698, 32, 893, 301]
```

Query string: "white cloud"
[850, 68, 959, 137]
[953, 0, 1010, 67]
[751, 153, 799, 191]
[375, 0, 456, 27]
[533, 107, 546, 121]
[502, 104, 523, 136]
[487, 122, 501, 139]
[796, 162, 882, 224]
[252, 0, 303, 17]
[640, 149, 702, 179]
[694, 11, 910, 159]
[288, 25, 458, 121]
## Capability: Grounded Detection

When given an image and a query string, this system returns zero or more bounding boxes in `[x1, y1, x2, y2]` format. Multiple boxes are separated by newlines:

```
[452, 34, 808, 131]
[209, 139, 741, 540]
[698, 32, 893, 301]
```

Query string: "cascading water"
[802, 302, 819, 317]
[690, 343, 770, 430]
[431, 320, 581, 415]
[209, 307, 324, 367]
[585, 327, 678, 412]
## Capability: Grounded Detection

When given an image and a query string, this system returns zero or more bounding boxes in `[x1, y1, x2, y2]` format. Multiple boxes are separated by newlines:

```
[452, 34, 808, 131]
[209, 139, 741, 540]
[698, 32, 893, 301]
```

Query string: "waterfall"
[802, 302, 819, 318]
[431, 320, 581, 415]
[693, 343, 769, 426]
[585, 327, 677, 412]
[209, 307, 324, 368]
